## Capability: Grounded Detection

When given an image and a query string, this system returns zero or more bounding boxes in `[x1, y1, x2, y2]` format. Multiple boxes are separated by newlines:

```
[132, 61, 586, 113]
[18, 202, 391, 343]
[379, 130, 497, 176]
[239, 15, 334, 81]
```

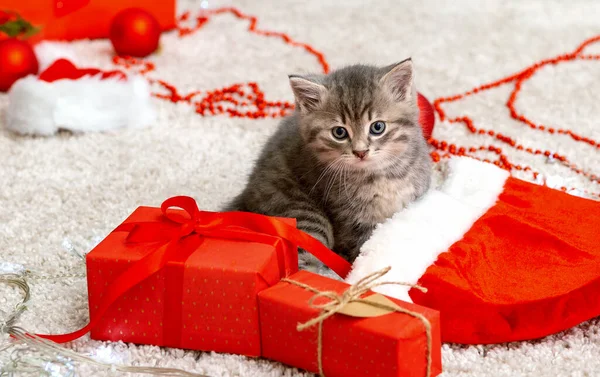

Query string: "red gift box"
[0, 0, 176, 42]
[258, 269, 442, 377]
[34, 196, 353, 357]
[87, 198, 298, 356]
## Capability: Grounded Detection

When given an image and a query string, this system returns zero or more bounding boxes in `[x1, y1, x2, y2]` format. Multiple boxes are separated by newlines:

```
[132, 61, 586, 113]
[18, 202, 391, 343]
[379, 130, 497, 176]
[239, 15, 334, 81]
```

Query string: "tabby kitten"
[225, 58, 432, 271]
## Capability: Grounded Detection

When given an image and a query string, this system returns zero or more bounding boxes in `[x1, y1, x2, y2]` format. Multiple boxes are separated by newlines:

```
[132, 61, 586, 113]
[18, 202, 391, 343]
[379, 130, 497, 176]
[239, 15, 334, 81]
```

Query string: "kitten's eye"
[370, 121, 386, 135]
[332, 126, 349, 140]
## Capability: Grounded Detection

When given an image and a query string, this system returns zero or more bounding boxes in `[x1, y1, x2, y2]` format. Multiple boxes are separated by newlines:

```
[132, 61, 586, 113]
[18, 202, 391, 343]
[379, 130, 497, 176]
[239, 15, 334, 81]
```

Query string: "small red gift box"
[258, 269, 442, 377]
[34, 196, 352, 357]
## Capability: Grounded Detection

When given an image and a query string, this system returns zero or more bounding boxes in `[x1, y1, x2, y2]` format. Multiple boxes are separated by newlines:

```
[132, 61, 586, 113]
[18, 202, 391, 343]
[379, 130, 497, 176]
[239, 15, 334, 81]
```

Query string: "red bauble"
[417, 92, 435, 139]
[109, 8, 161, 57]
[0, 38, 39, 92]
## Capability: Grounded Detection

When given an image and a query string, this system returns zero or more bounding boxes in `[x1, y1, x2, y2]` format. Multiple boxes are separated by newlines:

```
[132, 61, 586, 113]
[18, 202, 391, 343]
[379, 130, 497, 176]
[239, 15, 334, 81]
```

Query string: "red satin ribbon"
[35, 196, 352, 344]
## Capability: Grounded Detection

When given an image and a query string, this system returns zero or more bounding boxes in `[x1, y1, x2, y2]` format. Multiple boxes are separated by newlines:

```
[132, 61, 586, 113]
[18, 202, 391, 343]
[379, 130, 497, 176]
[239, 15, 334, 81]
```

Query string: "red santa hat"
[347, 156, 600, 344]
[5, 57, 155, 136]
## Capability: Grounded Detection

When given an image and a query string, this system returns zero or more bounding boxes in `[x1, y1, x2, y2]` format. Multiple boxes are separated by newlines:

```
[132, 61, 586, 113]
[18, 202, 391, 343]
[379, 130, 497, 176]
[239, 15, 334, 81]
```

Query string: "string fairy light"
[0, 270, 216, 377]
[0, 236, 211, 377]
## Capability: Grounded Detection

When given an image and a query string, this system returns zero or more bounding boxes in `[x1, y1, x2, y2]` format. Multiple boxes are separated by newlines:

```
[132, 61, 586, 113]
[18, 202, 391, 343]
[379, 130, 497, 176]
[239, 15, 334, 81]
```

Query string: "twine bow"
[282, 267, 433, 377]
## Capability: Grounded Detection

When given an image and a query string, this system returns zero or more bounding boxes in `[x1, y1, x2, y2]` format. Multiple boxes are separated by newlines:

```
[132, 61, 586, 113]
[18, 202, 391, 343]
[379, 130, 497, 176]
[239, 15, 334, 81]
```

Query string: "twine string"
[282, 266, 432, 377]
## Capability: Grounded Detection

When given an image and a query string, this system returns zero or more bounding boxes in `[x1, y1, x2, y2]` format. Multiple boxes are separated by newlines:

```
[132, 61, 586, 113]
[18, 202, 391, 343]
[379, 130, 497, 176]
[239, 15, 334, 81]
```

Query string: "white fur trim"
[440, 156, 511, 209]
[5, 75, 156, 136]
[346, 157, 510, 302]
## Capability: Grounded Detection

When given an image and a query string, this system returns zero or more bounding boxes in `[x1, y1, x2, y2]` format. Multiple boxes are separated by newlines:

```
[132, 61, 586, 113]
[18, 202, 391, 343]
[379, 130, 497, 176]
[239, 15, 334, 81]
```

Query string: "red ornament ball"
[0, 38, 39, 92]
[109, 8, 161, 57]
[417, 92, 435, 139]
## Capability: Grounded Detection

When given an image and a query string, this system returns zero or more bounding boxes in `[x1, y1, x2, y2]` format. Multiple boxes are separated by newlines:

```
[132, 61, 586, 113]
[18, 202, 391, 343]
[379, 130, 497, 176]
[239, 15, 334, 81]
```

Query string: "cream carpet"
[1, 0, 600, 376]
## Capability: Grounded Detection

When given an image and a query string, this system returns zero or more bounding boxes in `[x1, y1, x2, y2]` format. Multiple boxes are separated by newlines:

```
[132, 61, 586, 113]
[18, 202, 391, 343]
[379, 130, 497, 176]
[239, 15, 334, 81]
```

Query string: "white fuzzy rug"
[1, 0, 600, 376]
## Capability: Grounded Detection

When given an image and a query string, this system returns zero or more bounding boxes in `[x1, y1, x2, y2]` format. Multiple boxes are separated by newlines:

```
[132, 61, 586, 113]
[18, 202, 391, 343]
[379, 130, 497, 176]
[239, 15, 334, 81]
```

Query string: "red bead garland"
[110, 7, 599, 198]
[177, 12, 209, 37]
[431, 35, 600, 198]
[112, 56, 154, 75]
[197, 7, 329, 74]
[112, 7, 328, 120]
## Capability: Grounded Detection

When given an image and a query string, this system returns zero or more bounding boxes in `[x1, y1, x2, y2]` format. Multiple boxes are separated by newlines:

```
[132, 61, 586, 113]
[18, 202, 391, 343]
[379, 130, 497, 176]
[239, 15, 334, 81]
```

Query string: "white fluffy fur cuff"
[5, 72, 156, 136]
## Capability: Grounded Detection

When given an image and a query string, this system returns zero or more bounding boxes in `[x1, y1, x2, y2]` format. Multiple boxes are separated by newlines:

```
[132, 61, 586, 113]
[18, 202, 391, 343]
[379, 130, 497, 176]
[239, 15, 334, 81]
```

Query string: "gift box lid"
[87, 205, 298, 283]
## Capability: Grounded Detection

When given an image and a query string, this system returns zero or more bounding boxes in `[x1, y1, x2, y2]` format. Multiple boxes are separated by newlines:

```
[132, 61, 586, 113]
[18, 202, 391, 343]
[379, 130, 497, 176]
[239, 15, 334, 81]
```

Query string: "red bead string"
[177, 12, 209, 37]
[187, 7, 329, 74]
[113, 7, 329, 119]
[112, 8, 599, 198]
[112, 56, 154, 75]
[431, 35, 600, 198]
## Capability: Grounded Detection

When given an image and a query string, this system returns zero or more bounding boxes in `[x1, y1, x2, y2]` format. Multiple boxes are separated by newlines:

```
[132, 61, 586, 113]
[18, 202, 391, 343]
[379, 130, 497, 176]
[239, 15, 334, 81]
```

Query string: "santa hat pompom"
[5, 59, 156, 136]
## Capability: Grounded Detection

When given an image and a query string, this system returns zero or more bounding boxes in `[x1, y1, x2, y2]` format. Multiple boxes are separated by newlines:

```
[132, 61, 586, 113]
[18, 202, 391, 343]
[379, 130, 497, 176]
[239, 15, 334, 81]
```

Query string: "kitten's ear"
[379, 58, 415, 102]
[288, 75, 327, 113]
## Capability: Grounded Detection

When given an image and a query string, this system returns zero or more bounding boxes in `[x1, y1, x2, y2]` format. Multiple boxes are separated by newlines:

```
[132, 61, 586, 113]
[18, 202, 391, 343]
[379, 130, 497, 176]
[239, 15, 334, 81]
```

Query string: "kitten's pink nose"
[353, 150, 369, 160]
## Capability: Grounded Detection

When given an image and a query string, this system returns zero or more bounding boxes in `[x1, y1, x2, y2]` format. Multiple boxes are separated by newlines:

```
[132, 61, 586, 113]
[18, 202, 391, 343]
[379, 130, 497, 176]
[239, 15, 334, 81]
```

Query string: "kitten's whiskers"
[309, 157, 343, 197]
[377, 150, 407, 177]
[322, 162, 341, 204]
[342, 163, 350, 199]
[323, 159, 346, 204]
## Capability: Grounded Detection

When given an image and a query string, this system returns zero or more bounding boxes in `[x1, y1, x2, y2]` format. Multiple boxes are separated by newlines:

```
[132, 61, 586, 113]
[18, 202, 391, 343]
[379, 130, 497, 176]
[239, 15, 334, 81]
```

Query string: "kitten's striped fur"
[225, 59, 432, 269]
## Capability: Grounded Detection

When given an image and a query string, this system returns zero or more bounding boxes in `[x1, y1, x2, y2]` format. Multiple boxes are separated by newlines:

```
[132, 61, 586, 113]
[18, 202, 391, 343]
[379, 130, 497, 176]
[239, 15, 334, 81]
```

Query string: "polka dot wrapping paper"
[83, 202, 299, 357]
[258, 270, 442, 377]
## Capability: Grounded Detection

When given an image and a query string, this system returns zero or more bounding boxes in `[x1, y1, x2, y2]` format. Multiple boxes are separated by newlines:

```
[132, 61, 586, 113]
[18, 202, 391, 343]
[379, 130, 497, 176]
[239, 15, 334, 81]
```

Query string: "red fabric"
[259, 270, 442, 377]
[2, 0, 175, 42]
[38, 58, 126, 82]
[32, 196, 352, 354]
[417, 93, 435, 139]
[54, 0, 90, 17]
[410, 178, 600, 344]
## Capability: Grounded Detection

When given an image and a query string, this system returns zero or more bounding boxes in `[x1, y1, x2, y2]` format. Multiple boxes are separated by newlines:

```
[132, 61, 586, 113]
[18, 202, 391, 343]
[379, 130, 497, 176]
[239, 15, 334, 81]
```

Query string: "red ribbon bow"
[36, 196, 352, 345]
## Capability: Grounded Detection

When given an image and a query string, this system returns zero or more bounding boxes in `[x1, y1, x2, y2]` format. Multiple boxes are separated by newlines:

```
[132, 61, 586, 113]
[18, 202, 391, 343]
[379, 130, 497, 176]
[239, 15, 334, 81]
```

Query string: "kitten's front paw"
[298, 249, 340, 280]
